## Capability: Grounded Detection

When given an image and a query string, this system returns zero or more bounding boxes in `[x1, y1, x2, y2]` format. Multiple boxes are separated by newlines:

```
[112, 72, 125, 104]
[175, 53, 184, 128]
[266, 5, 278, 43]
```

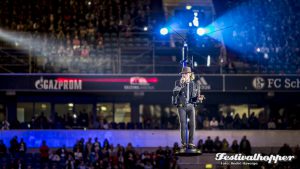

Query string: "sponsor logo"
[124, 77, 154, 90]
[252, 77, 265, 90]
[35, 77, 82, 90]
[215, 153, 295, 165]
[267, 78, 300, 89]
[253, 77, 300, 90]
[197, 77, 211, 90]
[129, 77, 149, 85]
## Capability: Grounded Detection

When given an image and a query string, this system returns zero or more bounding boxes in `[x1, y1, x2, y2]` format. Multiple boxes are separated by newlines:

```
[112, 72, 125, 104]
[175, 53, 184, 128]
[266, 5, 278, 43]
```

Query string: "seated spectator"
[172, 142, 180, 153]
[125, 143, 136, 169]
[85, 138, 93, 160]
[73, 36, 81, 49]
[231, 140, 239, 153]
[74, 147, 83, 165]
[204, 136, 214, 153]
[214, 136, 222, 152]
[14, 159, 26, 169]
[155, 146, 166, 169]
[81, 46, 90, 58]
[19, 138, 27, 157]
[233, 114, 242, 129]
[103, 119, 110, 129]
[117, 144, 125, 167]
[92, 137, 101, 154]
[35, 112, 49, 129]
[225, 113, 234, 129]
[1, 119, 10, 130]
[144, 161, 153, 169]
[78, 160, 87, 169]
[203, 117, 210, 129]
[103, 138, 110, 150]
[268, 118, 277, 129]
[249, 112, 259, 129]
[276, 114, 286, 130]
[49, 151, 61, 162]
[56, 145, 68, 160]
[221, 139, 229, 152]
[66, 154, 75, 169]
[278, 143, 293, 155]
[210, 117, 219, 129]
[219, 116, 225, 129]
[239, 136, 251, 155]
[197, 139, 204, 152]
[241, 113, 249, 129]
[0, 139, 7, 158]
[40, 140, 50, 165]
[9, 136, 19, 157]
[258, 112, 267, 129]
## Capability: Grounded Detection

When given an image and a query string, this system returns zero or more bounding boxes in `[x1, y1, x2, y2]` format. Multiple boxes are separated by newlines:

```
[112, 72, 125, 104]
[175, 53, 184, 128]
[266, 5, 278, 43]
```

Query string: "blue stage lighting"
[186, 5, 192, 10]
[160, 28, 169, 35]
[197, 28, 206, 36]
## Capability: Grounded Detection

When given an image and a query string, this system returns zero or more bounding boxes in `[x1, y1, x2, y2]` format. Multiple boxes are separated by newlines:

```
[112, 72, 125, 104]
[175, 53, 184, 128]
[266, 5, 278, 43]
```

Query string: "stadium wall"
[1, 130, 299, 148]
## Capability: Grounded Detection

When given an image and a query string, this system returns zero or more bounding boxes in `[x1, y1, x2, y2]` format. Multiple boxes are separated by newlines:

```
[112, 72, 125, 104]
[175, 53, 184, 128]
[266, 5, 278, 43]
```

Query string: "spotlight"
[186, 5, 192, 10]
[197, 28, 206, 36]
[160, 28, 168, 35]
[73, 114, 77, 119]
[143, 26, 148, 31]
[101, 106, 107, 111]
[256, 48, 261, 52]
[193, 11, 199, 27]
[88, 1, 91, 5]
[194, 61, 198, 67]
[207, 55, 211, 67]
[264, 53, 269, 59]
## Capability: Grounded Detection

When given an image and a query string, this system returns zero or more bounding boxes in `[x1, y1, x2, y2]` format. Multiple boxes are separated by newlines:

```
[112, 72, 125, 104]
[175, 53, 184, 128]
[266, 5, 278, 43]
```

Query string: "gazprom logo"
[252, 77, 265, 90]
[35, 77, 82, 90]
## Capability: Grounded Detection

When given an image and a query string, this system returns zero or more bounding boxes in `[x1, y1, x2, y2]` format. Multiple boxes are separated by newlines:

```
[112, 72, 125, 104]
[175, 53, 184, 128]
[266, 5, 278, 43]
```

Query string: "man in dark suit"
[173, 67, 204, 148]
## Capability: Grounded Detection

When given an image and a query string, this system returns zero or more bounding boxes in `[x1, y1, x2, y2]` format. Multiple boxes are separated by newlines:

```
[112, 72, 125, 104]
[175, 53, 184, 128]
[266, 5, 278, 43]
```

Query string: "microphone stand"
[171, 28, 201, 156]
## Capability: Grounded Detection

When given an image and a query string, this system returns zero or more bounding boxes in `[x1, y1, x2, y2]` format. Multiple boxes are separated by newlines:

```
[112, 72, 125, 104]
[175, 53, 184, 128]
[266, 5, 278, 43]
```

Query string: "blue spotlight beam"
[160, 28, 169, 35]
[197, 28, 206, 36]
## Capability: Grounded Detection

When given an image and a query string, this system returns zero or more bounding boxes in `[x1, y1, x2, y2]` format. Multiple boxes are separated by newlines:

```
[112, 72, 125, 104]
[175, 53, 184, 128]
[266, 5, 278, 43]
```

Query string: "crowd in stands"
[1, 109, 299, 130]
[1, 0, 299, 74]
[1, 135, 298, 169]
[196, 111, 300, 130]
[219, 0, 300, 74]
[0, 0, 156, 73]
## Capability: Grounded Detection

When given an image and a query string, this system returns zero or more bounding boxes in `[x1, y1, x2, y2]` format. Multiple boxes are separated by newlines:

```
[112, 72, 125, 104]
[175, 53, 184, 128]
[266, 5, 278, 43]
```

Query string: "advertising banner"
[1, 74, 300, 92]
[0, 74, 223, 92]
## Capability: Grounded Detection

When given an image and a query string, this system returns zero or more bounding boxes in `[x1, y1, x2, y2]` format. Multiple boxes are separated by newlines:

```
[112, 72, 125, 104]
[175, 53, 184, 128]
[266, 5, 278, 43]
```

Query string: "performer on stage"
[172, 67, 205, 149]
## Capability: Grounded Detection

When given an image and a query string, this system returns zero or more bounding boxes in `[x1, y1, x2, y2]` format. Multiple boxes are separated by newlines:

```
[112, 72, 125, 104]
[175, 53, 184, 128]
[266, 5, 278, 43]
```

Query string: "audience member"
[0, 139, 7, 158]
[210, 117, 219, 129]
[239, 135, 252, 155]
[40, 140, 50, 166]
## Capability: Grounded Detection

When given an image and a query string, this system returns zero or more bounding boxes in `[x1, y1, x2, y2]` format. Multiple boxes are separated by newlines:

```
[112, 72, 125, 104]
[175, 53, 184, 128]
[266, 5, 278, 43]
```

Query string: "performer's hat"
[180, 67, 193, 74]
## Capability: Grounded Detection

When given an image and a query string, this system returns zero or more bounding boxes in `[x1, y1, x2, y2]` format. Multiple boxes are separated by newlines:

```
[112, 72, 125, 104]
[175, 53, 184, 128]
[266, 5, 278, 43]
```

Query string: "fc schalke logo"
[252, 77, 265, 90]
